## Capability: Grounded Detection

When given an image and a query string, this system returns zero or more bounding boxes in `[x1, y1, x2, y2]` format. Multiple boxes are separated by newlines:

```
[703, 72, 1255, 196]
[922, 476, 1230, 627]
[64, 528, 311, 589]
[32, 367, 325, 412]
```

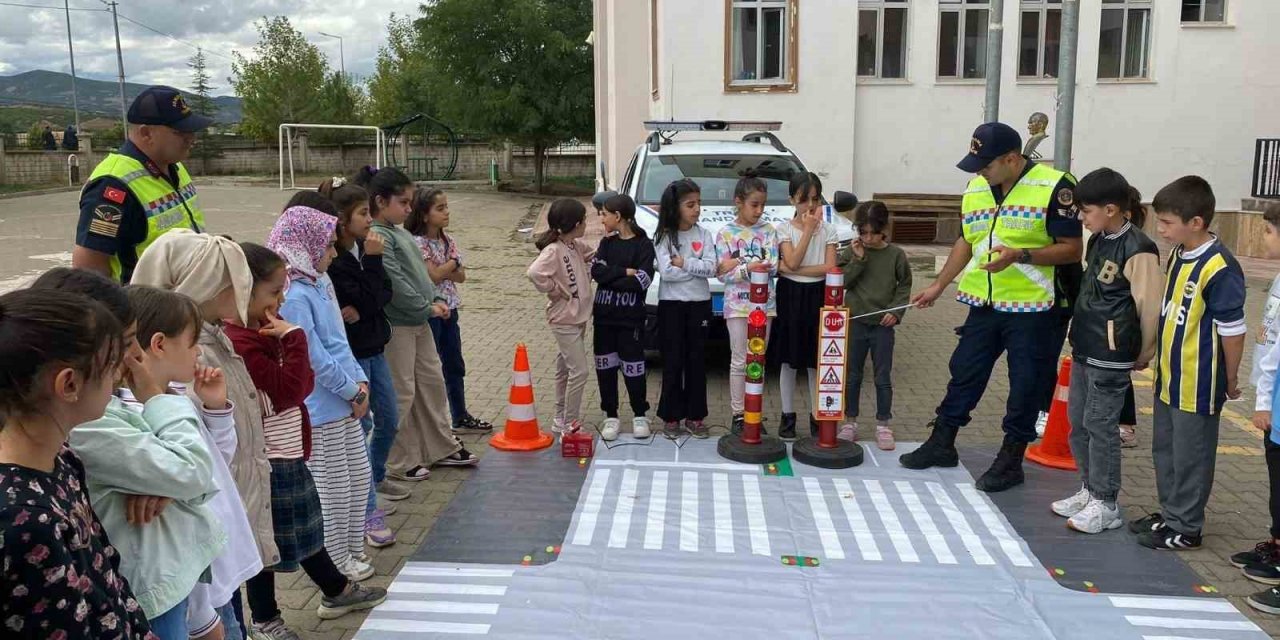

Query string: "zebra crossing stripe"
[894, 481, 956, 565]
[608, 469, 639, 549]
[680, 471, 699, 552]
[831, 478, 881, 561]
[1124, 616, 1263, 632]
[644, 470, 668, 550]
[388, 583, 507, 596]
[925, 482, 994, 566]
[804, 476, 845, 560]
[571, 469, 611, 546]
[375, 599, 501, 615]
[742, 474, 771, 556]
[956, 484, 1034, 567]
[398, 567, 515, 578]
[1108, 596, 1238, 613]
[360, 619, 491, 634]
[1140, 636, 1225, 640]
[863, 479, 919, 562]
[713, 473, 734, 553]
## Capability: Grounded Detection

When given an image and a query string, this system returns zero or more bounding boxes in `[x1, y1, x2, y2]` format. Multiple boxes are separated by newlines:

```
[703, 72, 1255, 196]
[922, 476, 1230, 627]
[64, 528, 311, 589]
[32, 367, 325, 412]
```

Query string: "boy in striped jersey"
[1130, 176, 1247, 551]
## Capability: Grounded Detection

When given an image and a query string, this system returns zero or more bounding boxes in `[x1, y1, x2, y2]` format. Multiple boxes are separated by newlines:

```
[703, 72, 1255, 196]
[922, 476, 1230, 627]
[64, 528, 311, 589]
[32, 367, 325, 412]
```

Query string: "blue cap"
[957, 122, 1022, 173]
[127, 86, 214, 132]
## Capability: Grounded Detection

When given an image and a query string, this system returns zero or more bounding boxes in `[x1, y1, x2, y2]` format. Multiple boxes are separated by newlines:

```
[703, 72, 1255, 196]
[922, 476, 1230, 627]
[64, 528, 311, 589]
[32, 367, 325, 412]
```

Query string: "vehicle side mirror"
[833, 191, 858, 213]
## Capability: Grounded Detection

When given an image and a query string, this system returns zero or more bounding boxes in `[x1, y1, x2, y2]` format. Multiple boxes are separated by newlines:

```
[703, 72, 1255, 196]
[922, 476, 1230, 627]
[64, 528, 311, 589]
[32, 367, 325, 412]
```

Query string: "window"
[726, 0, 798, 91]
[938, 0, 990, 79]
[638, 154, 806, 206]
[1181, 0, 1225, 23]
[857, 0, 909, 79]
[1018, 0, 1061, 78]
[1098, 0, 1152, 79]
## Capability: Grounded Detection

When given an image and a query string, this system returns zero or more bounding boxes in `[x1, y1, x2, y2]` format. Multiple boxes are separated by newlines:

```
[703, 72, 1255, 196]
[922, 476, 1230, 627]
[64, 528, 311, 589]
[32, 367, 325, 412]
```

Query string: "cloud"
[0, 0, 426, 95]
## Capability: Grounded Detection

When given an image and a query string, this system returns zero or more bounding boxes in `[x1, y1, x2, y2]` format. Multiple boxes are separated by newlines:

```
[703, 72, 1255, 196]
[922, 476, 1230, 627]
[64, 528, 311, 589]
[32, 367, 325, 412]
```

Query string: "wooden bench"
[871, 193, 963, 244]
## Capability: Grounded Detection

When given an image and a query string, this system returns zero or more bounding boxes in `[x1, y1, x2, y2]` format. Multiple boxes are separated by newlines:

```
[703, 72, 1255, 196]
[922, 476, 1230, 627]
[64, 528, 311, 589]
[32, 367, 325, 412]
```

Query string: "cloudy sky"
[0, 0, 427, 96]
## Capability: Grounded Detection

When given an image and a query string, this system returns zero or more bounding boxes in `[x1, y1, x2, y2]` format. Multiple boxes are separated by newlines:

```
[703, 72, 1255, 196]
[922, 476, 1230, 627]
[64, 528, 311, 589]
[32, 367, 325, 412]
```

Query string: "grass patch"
[0, 183, 62, 195]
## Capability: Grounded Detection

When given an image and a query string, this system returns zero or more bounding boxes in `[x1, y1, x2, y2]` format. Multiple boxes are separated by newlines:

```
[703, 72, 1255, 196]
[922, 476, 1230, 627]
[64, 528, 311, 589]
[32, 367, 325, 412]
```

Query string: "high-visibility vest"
[955, 162, 1070, 312]
[87, 153, 204, 281]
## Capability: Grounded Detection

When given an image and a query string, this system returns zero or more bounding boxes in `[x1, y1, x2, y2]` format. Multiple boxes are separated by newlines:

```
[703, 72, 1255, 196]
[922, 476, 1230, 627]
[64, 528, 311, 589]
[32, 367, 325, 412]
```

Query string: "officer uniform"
[75, 86, 212, 283]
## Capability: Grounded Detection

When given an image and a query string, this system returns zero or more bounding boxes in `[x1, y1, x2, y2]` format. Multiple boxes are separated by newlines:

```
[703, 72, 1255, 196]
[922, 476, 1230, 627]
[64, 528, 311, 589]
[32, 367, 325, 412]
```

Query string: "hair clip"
[331, 176, 346, 188]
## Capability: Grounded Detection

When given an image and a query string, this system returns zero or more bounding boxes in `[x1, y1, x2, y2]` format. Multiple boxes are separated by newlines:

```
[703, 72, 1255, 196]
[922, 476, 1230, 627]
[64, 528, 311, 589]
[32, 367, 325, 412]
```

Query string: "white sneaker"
[340, 557, 375, 582]
[1052, 486, 1092, 518]
[1067, 498, 1123, 534]
[552, 417, 566, 434]
[1035, 411, 1049, 438]
[601, 418, 620, 441]
[837, 422, 856, 442]
[632, 416, 651, 439]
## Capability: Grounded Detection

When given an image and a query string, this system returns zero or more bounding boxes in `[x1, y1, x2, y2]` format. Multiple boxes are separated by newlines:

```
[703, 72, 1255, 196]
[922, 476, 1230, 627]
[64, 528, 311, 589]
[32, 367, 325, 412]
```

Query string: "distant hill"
[0, 70, 241, 125]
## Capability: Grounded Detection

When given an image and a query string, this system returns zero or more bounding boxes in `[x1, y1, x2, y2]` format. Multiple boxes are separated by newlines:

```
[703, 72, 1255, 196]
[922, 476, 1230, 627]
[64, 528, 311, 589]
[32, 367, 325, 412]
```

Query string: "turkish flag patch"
[103, 186, 127, 204]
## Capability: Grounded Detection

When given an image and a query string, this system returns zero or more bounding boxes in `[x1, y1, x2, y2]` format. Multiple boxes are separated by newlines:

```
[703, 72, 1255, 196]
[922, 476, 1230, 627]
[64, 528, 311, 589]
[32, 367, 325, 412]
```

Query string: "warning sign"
[820, 338, 844, 365]
[819, 365, 843, 391]
[816, 392, 843, 420]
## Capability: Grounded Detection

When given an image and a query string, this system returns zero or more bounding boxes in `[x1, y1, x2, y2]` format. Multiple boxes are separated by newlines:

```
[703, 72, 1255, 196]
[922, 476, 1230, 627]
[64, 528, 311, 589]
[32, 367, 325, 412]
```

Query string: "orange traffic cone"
[491, 343, 554, 451]
[1026, 357, 1077, 471]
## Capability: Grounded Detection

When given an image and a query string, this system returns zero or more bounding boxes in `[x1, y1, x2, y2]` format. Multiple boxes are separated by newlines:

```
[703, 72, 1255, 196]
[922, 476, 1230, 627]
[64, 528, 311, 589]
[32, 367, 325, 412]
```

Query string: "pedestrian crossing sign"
[820, 338, 844, 364]
[819, 366, 842, 389]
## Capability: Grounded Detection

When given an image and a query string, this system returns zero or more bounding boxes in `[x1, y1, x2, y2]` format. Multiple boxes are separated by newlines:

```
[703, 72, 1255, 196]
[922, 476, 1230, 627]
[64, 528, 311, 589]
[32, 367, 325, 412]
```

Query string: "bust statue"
[1024, 112, 1049, 159]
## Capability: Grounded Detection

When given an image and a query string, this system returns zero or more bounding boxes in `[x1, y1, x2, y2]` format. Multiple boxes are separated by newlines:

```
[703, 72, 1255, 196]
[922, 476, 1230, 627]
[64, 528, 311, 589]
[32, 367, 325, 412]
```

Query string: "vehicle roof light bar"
[643, 120, 783, 132]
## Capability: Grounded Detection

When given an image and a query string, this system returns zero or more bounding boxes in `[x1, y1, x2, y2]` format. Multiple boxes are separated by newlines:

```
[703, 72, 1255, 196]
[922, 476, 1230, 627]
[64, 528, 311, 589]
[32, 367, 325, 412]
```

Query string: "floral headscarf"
[266, 206, 338, 282]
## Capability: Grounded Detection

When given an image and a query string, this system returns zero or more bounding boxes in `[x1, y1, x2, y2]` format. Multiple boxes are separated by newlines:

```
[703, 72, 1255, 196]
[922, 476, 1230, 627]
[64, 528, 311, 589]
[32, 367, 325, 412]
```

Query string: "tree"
[417, 0, 594, 192]
[25, 123, 45, 150]
[188, 47, 222, 166]
[230, 16, 329, 141]
[313, 71, 367, 143]
[366, 14, 437, 127]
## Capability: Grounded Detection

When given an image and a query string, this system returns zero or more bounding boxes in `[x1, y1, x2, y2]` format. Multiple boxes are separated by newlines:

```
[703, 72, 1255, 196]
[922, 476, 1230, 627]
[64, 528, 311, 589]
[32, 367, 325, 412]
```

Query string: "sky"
[0, 0, 427, 96]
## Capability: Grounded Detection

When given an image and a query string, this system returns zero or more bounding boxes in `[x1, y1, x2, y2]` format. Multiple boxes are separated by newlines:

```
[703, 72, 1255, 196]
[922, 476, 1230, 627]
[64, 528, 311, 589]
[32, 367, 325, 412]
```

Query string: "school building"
[592, 0, 1279, 253]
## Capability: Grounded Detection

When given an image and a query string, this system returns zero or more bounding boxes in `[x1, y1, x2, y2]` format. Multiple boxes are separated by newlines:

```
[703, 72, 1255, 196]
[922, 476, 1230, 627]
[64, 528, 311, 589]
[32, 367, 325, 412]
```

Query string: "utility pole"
[63, 0, 80, 133]
[103, 0, 127, 139]
[1054, 0, 1080, 172]
[319, 32, 345, 79]
[983, 0, 1005, 122]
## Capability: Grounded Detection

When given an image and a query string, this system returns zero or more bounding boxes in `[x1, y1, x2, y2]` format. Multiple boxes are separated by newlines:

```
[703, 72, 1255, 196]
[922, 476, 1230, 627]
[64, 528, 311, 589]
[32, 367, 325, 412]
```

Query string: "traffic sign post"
[793, 269, 863, 469]
[718, 265, 788, 465]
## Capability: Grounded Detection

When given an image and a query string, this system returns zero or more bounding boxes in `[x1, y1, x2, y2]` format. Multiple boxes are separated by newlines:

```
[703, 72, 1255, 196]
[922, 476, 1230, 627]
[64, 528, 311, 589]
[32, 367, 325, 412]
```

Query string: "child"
[590, 193, 656, 441]
[133, 231, 385, 636]
[267, 207, 374, 581]
[654, 179, 716, 439]
[407, 188, 493, 435]
[66, 284, 227, 640]
[1130, 175, 1246, 550]
[716, 171, 779, 434]
[839, 201, 911, 449]
[1048, 168, 1161, 534]
[320, 177, 405, 549]
[528, 198, 594, 433]
[358, 167, 476, 483]
[1235, 202, 1280, 615]
[771, 172, 838, 441]
[0, 288, 155, 640]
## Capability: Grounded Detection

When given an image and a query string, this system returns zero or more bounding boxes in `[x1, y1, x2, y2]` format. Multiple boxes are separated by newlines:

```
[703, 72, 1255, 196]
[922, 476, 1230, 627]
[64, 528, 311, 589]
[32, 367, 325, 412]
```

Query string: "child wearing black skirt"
[769, 172, 837, 441]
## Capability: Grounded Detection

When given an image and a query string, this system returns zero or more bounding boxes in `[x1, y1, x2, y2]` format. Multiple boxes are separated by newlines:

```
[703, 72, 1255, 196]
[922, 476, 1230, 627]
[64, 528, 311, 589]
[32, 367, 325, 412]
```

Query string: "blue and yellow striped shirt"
[1155, 239, 1247, 415]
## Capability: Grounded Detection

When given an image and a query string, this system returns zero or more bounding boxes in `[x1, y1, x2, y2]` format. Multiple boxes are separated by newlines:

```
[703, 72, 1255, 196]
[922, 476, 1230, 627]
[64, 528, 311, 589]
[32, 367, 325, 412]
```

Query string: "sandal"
[435, 447, 479, 467]
[387, 465, 431, 482]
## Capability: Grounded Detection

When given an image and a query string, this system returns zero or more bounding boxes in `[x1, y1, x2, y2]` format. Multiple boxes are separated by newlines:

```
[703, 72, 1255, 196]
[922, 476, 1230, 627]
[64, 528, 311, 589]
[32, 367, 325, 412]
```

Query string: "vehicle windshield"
[637, 154, 809, 206]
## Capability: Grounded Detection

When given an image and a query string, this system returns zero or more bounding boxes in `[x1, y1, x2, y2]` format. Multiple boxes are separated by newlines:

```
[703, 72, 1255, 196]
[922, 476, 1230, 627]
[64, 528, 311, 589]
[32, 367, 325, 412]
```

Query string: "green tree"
[417, 0, 594, 192]
[366, 14, 436, 126]
[230, 16, 329, 141]
[313, 71, 367, 143]
[188, 47, 222, 166]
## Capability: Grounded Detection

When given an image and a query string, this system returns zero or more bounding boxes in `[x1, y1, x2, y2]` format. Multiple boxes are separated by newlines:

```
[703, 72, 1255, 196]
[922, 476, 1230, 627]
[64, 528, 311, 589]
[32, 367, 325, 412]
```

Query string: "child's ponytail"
[1126, 186, 1147, 229]
[735, 168, 767, 201]
[535, 198, 587, 250]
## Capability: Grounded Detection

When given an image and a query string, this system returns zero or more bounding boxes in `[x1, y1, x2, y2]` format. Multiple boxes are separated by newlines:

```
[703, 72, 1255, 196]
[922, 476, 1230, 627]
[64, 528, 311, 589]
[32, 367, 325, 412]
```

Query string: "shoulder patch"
[1056, 187, 1074, 207]
[89, 204, 122, 238]
[103, 186, 127, 204]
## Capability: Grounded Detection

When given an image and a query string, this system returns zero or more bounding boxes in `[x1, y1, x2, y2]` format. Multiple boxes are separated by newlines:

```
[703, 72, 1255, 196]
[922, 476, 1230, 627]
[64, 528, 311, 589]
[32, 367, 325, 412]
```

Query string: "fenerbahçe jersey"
[1155, 239, 1247, 415]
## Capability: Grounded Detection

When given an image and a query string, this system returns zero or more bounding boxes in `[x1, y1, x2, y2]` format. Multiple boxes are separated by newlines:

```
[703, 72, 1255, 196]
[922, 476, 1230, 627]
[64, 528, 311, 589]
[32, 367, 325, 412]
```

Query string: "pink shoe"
[875, 425, 896, 451]
[837, 422, 856, 442]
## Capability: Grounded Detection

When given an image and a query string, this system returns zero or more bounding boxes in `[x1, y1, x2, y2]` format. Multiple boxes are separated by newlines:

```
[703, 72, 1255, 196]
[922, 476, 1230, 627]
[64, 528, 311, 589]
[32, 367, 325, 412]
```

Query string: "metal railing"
[1254, 138, 1280, 198]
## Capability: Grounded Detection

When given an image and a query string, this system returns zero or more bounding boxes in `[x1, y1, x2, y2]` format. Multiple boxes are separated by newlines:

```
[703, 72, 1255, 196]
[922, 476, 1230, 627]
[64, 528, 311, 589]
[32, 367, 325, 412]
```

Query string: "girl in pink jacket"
[527, 199, 594, 433]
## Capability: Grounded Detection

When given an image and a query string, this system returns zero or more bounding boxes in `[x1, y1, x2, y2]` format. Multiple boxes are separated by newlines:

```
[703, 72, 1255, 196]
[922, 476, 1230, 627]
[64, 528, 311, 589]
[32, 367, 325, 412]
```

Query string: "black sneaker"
[974, 440, 1026, 493]
[452, 415, 493, 434]
[1248, 586, 1280, 615]
[730, 414, 745, 436]
[899, 421, 959, 470]
[1244, 562, 1280, 586]
[1128, 512, 1166, 535]
[778, 413, 797, 442]
[436, 447, 479, 467]
[1136, 528, 1201, 551]
[1233, 540, 1280, 569]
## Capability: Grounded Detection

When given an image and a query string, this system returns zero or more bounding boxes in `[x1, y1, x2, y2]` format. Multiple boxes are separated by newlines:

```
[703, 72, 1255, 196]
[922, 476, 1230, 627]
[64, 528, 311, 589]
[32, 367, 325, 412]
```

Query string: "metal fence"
[1255, 138, 1280, 198]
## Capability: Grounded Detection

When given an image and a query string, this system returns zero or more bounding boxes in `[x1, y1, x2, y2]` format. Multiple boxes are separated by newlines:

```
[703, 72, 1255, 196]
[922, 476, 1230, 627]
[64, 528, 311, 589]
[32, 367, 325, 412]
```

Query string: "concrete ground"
[2, 184, 1279, 638]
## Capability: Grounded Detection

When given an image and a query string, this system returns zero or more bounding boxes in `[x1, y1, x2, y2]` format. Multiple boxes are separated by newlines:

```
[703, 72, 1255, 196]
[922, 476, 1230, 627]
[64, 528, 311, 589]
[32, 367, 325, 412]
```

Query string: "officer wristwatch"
[1018, 249, 1033, 264]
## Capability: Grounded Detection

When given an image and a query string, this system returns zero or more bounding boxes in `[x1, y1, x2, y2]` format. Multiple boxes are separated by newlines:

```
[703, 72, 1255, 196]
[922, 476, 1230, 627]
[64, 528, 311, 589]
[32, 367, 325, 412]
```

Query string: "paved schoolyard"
[2, 184, 1278, 637]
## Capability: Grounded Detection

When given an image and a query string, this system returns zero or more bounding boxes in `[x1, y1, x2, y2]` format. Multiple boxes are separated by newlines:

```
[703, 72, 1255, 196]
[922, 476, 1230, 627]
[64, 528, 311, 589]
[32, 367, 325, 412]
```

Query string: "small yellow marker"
[1054, 568, 1065, 576]
[546, 546, 555, 553]
[523, 555, 533, 562]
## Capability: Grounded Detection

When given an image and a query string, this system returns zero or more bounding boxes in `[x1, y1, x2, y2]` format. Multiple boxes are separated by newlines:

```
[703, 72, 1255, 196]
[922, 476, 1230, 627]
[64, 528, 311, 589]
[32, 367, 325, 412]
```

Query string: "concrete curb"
[0, 185, 79, 200]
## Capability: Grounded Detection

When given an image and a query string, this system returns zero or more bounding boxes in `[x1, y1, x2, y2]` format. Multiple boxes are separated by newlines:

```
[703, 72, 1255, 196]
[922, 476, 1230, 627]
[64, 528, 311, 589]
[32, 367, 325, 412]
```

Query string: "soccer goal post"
[278, 123, 386, 190]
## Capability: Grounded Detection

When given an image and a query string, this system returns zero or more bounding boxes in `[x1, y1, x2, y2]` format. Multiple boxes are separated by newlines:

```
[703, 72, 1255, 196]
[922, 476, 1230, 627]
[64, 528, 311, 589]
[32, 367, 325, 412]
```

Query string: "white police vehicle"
[603, 120, 857, 346]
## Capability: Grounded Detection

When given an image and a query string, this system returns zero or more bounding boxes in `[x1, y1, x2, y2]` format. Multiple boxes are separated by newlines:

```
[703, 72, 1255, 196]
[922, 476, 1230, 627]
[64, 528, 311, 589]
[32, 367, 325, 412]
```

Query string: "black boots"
[975, 439, 1027, 493]
[899, 420, 959, 470]
[779, 413, 798, 441]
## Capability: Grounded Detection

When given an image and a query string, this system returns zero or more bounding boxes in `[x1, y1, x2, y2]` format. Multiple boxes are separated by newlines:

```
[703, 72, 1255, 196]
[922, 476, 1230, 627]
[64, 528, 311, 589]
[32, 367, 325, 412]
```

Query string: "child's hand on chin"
[194, 366, 228, 410]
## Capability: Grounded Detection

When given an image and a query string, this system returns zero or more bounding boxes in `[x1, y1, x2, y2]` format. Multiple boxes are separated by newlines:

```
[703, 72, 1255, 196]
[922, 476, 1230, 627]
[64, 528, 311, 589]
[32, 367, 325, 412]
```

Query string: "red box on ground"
[562, 431, 594, 458]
